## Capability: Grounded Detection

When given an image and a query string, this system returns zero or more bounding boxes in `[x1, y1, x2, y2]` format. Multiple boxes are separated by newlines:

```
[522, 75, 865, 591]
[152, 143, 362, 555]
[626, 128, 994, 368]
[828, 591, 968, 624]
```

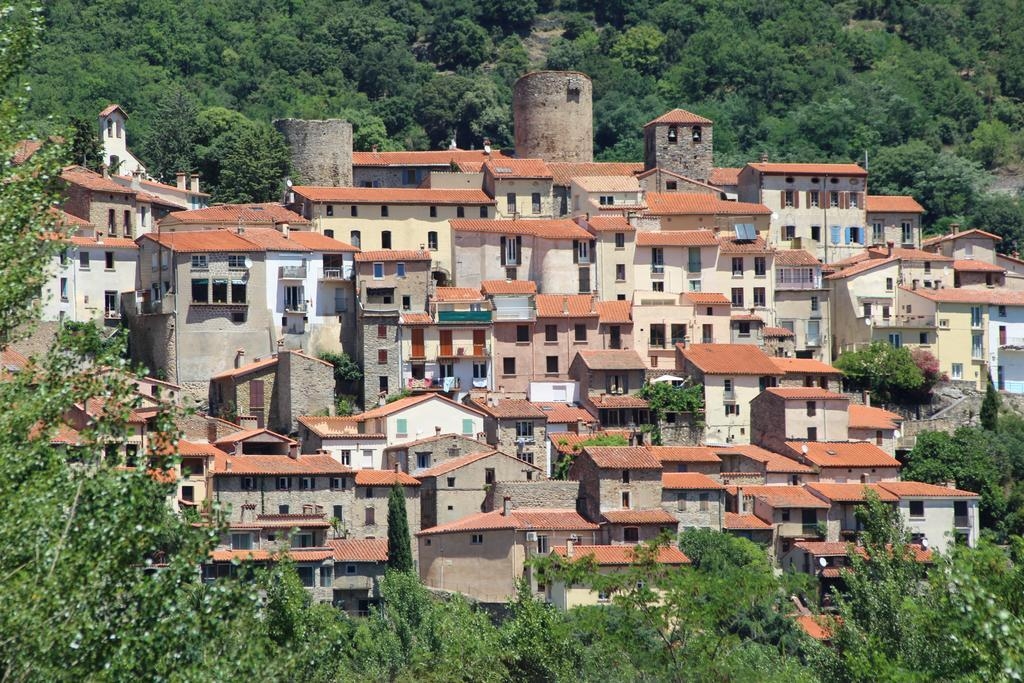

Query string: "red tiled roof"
[575, 349, 645, 370]
[355, 469, 421, 486]
[763, 326, 796, 338]
[483, 158, 552, 179]
[596, 300, 632, 324]
[450, 218, 592, 240]
[547, 162, 644, 187]
[213, 454, 350, 476]
[922, 228, 1002, 247]
[99, 103, 124, 117]
[433, 287, 484, 302]
[865, 195, 925, 213]
[535, 294, 598, 317]
[741, 485, 831, 509]
[534, 403, 597, 424]
[329, 538, 389, 562]
[723, 512, 772, 530]
[601, 509, 679, 525]
[586, 215, 635, 232]
[571, 175, 640, 192]
[877, 481, 979, 498]
[717, 235, 772, 253]
[236, 227, 311, 252]
[470, 398, 546, 419]
[747, 162, 867, 177]
[774, 249, 821, 266]
[67, 235, 138, 249]
[160, 203, 309, 225]
[61, 166, 133, 194]
[824, 256, 897, 280]
[715, 444, 814, 474]
[709, 167, 742, 186]
[417, 508, 598, 535]
[293, 186, 494, 205]
[806, 482, 899, 503]
[140, 230, 263, 253]
[584, 446, 662, 470]
[795, 615, 835, 641]
[590, 394, 649, 408]
[214, 427, 296, 446]
[481, 279, 537, 295]
[210, 356, 279, 381]
[552, 544, 690, 565]
[662, 472, 725, 490]
[682, 292, 731, 305]
[284, 231, 359, 252]
[847, 405, 902, 430]
[242, 514, 331, 529]
[786, 441, 901, 469]
[680, 343, 783, 375]
[12, 138, 43, 165]
[793, 541, 855, 556]
[649, 446, 721, 463]
[730, 314, 763, 322]
[354, 248, 431, 262]
[645, 193, 771, 216]
[210, 548, 334, 563]
[53, 209, 92, 228]
[114, 174, 210, 198]
[899, 286, 1024, 305]
[635, 230, 719, 247]
[771, 358, 843, 375]
[351, 149, 513, 167]
[645, 109, 713, 126]
[415, 450, 501, 478]
[356, 393, 484, 421]
[879, 246, 952, 262]
[296, 415, 366, 438]
[400, 312, 433, 325]
[764, 387, 848, 401]
[953, 259, 1005, 272]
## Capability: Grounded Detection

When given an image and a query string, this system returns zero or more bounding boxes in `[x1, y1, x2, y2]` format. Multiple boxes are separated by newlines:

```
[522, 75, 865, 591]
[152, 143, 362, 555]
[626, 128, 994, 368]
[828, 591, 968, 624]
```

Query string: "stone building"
[749, 387, 851, 454]
[382, 432, 492, 472]
[643, 109, 714, 183]
[513, 71, 593, 164]
[469, 397, 550, 472]
[569, 349, 651, 428]
[351, 148, 514, 188]
[482, 158, 556, 219]
[730, 485, 830, 559]
[660, 472, 726, 531]
[482, 479, 582, 512]
[847, 404, 903, 455]
[648, 446, 722, 476]
[865, 195, 925, 249]
[570, 446, 663, 523]
[274, 118, 353, 187]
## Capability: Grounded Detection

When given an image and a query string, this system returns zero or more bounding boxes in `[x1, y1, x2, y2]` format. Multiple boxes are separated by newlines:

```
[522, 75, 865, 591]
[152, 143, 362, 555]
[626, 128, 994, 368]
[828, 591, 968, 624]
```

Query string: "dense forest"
[20, 0, 1024, 241]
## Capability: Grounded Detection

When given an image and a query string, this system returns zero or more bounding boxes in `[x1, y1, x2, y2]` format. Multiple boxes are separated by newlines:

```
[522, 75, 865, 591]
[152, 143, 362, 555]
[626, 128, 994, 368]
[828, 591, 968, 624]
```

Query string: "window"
[687, 247, 701, 272]
[971, 306, 983, 328]
[424, 230, 439, 250]
[345, 564, 358, 575]
[531, 192, 541, 214]
[677, 492, 688, 512]
[888, 333, 902, 348]
[349, 205, 358, 218]
[429, 205, 437, 218]
[784, 190, 795, 208]
[546, 356, 559, 374]
[811, 225, 821, 242]
[320, 566, 332, 588]
[396, 262, 406, 278]
[615, 232, 625, 249]
[231, 533, 253, 550]
[616, 264, 626, 281]
[350, 230, 361, 247]
[79, 252, 90, 270]
[919, 332, 928, 344]
[446, 476, 456, 488]
[885, 277, 894, 292]
[622, 527, 640, 543]
[621, 491, 631, 508]
[107, 208, 116, 234]
[191, 278, 209, 303]
[909, 500, 925, 518]
[331, 478, 345, 492]
[365, 507, 375, 525]
[698, 493, 709, 512]
[211, 279, 228, 303]
[473, 362, 487, 379]
[872, 222, 884, 244]
[849, 193, 859, 209]
[901, 222, 914, 244]
[503, 357, 516, 375]
[276, 477, 291, 490]
[736, 321, 751, 337]
[882, 305, 890, 320]
[191, 254, 208, 269]
[398, 295, 409, 311]
[783, 225, 796, 240]
[59, 277, 68, 301]
[471, 533, 484, 545]
[807, 426, 818, 440]
[621, 469, 630, 484]
[325, 205, 334, 217]
[972, 333, 983, 359]
[754, 257, 766, 276]
[516, 421, 533, 439]
[731, 288, 744, 308]
[806, 401, 817, 417]
[999, 305, 1008, 318]
[781, 509, 791, 522]
[279, 504, 290, 515]
[649, 324, 666, 348]
[545, 324, 557, 342]
[462, 418, 474, 436]
[651, 247, 664, 272]
[376, 324, 388, 340]
[517, 325, 529, 342]
[732, 257, 744, 276]
[480, 206, 488, 218]
[299, 476, 314, 491]
[381, 231, 392, 249]
[725, 404, 741, 416]
[753, 287, 766, 307]
[227, 254, 246, 269]
[502, 235, 521, 266]
[373, 262, 384, 279]
[574, 324, 587, 342]
[381, 206, 389, 217]
[379, 376, 388, 393]
[340, 450, 352, 467]
[809, 191, 819, 208]
[829, 191, 840, 208]
[506, 193, 516, 214]
[396, 418, 407, 437]
[652, 281, 664, 292]
[536, 534, 549, 554]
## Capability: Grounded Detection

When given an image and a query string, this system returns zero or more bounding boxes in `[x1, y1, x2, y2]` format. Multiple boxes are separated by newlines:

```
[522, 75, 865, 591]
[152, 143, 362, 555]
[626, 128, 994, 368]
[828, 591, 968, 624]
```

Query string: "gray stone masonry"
[276, 350, 335, 434]
[483, 480, 581, 512]
[661, 489, 724, 531]
[513, 71, 593, 163]
[385, 433, 492, 472]
[643, 121, 713, 183]
[274, 119, 353, 187]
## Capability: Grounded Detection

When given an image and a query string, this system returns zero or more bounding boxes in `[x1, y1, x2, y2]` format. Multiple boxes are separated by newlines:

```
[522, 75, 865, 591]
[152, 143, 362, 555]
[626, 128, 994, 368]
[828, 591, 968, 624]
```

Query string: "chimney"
[371, 144, 378, 153]
[130, 169, 142, 191]
[736, 486, 745, 513]
[238, 415, 258, 430]
[207, 419, 217, 444]
[862, 390, 871, 407]
[562, 297, 569, 315]
[435, 426, 442, 436]
[502, 496, 512, 516]
[225, 459, 232, 472]
[394, 462, 400, 473]
[277, 339, 285, 351]
[887, 241, 894, 258]
[176, 172, 187, 190]
[289, 443, 299, 459]
[235, 348, 246, 368]
[101, 163, 110, 179]
[759, 152, 769, 163]
[189, 173, 200, 193]
[950, 222, 960, 235]
[280, 222, 290, 238]
[95, 232, 104, 244]
[565, 538, 574, 558]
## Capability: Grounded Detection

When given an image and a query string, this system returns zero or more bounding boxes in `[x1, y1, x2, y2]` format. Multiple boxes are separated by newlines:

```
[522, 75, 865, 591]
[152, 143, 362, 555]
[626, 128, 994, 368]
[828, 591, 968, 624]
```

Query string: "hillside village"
[16, 70, 1013, 625]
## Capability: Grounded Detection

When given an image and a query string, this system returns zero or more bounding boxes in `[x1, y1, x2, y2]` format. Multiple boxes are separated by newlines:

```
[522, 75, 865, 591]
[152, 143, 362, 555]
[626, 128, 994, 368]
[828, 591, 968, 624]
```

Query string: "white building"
[878, 481, 980, 554]
[98, 104, 147, 175]
[988, 295, 1024, 393]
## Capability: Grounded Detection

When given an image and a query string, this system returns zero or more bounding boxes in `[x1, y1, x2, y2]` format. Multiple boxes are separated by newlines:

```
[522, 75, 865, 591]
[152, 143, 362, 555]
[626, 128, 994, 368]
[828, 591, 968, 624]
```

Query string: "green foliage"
[68, 115, 102, 170]
[834, 342, 930, 404]
[385, 388, 413, 404]
[637, 380, 705, 426]
[139, 86, 199, 181]
[981, 376, 1001, 431]
[318, 350, 363, 383]
[552, 433, 629, 479]
[386, 484, 414, 573]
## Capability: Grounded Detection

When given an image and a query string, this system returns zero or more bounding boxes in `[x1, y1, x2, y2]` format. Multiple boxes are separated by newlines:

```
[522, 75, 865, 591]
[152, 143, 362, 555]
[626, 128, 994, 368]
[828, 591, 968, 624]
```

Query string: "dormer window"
[667, 126, 678, 143]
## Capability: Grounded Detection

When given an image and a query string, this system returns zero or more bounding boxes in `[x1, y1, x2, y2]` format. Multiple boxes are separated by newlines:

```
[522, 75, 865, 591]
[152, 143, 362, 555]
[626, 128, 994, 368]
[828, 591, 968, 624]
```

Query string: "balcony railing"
[407, 376, 461, 390]
[1000, 337, 1024, 348]
[954, 515, 970, 528]
[320, 268, 345, 280]
[437, 345, 489, 359]
[775, 273, 822, 290]
[285, 302, 308, 313]
[437, 310, 492, 323]
[279, 266, 307, 279]
[493, 307, 534, 321]
[872, 315, 936, 328]
[651, 265, 665, 278]
[723, 390, 737, 402]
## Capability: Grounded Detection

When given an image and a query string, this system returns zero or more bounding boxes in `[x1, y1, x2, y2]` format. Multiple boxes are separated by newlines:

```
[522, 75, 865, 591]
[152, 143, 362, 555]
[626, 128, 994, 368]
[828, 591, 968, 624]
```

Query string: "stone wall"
[276, 350, 335, 434]
[643, 122, 714, 183]
[512, 71, 593, 163]
[484, 480, 581, 512]
[274, 118, 353, 187]
[661, 489, 724, 530]
[495, 420, 548, 473]
[386, 433, 492, 472]
[359, 315, 402, 405]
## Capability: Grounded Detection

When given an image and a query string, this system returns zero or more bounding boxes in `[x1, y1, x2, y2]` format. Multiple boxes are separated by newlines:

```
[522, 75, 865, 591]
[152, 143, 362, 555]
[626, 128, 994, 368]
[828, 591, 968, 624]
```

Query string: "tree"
[140, 86, 199, 182]
[68, 115, 102, 170]
[981, 376, 1001, 431]
[386, 484, 413, 573]
[216, 123, 291, 202]
[833, 342, 927, 404]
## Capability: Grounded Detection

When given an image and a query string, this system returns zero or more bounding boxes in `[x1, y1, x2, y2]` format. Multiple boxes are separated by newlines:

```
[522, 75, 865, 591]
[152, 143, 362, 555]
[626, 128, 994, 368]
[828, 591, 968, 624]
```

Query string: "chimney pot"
[435, 426, 442, 436]
[565, 538, 574, 558]
[189, 173, 199, 193]
[101, 163, 110, 178]
[176, 172, 187, 190]
[759, 152, 769, 163]
[502, 496, 511, 516]
[862, 390, 871, 407]
[394, 462, 400, 473]
[887, 241, 894, 257]
[950, 222, 960, 235]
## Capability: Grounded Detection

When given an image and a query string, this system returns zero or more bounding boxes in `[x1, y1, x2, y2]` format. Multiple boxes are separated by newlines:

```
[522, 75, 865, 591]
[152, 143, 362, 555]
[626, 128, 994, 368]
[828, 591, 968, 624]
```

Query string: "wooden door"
[473, 329, 486, 356]
[411, 328, 425, 358]
[439, 330, 453, 356]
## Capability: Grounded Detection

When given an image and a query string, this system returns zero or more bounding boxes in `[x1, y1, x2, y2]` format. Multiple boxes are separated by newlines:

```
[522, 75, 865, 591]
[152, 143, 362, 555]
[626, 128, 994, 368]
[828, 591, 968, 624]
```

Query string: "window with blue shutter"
[396, 418, 407, 436]
[830, 226, 841, 245]
[462, 418, 474, 435]
[844, 227, 851, 244]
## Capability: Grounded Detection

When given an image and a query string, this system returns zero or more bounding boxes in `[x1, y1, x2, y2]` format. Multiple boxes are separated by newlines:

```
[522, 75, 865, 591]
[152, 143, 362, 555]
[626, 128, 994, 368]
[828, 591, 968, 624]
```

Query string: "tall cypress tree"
[387, 483, 413, 573]
[980, 377, 1000, 432]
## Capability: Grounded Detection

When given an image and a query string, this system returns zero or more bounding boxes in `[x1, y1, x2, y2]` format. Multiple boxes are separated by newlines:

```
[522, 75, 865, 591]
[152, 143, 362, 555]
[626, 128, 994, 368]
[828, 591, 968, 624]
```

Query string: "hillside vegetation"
[22, 1, 1024, 239]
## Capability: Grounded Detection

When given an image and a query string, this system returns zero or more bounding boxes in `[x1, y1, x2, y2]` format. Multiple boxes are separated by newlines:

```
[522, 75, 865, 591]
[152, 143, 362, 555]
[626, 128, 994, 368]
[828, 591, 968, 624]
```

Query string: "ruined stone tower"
[513, 71, 593, 163]
[273, 118, 353, 186]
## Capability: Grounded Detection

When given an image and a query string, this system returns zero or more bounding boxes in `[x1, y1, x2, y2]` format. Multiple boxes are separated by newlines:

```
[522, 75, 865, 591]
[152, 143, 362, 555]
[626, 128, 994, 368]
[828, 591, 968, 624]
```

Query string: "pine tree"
[981, 377, 1000, 431]
[387, 483, 414, 573]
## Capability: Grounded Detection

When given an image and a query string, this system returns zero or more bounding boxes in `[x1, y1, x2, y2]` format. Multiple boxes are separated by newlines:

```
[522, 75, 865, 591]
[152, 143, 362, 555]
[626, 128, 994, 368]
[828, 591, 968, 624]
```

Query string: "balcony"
[332, 575, 374, 591]
[775, 273, 822, 290]
[361, 301, 400, 314]
[872, 315, 935, 329]
[954, 515, 970, 529]
[651, 265, 665, 279]
[437, 310, 492, 324]
[688, 261, 701, 272]
[285, 302, 308, 313]
[1000, 337, 1024, 348]
[320, 268, 346, 280]
[279, 266, 307, 279]
[437, 345, 489, 360]
[722, 390, 737, 402]
[493, 306, 534, 322]
[406, 376, 461, 390]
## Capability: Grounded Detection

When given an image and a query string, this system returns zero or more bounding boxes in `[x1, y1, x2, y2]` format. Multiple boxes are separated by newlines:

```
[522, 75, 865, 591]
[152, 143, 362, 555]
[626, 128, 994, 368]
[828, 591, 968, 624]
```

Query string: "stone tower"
[273, 118, 353, 186]
[643, 109, 714, 183]
[513, 71, 593, 163]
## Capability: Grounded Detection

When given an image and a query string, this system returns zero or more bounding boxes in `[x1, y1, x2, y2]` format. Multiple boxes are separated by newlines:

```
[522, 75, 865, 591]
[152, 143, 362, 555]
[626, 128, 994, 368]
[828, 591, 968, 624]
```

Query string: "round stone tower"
[273, 118, 353, 186]
[513, 71, 593, 163]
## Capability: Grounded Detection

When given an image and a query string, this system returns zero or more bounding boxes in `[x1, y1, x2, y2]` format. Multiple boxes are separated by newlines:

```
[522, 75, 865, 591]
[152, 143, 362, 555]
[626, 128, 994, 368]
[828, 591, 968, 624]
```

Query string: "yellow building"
[643, 192, 772, 233]
[898, 287, 992, 389]
[482, 158, 555, 219]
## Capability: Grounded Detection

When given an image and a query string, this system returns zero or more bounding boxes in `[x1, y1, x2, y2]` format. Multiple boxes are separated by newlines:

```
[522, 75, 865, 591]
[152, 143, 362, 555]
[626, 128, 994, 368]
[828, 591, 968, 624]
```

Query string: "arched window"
[667, 126, 678, 143]
[692, 126, 702, 142]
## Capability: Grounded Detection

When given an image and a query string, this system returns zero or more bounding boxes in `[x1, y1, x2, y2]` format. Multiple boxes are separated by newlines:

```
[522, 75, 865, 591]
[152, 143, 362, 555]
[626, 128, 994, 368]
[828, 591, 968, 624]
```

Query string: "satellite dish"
[285, 177, 293, 188]
[818, 557, 828, 568]
[893, 429, 901, 439]
[920, 538, 929, 550]
[244, 257, 253, 269]
[801, 444, 809, 454]
[865, 317, 872, 326]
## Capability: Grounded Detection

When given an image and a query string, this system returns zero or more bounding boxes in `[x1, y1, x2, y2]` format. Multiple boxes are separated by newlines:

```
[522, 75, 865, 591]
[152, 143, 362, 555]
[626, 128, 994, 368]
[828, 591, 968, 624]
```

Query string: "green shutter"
[396, 418, 407, 434]
[462, 418, 473, 435]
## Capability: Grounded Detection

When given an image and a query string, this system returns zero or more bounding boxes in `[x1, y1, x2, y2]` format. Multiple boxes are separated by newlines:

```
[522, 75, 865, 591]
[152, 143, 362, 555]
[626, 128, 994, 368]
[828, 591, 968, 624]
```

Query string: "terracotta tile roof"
[730, 314, 763, 322]
[953, 259, 1005, 272]
[67, 235, 138, 249]
[296, 415, 366, 438]
[12, 138, 43, 165]
[901, 286, 1024, 305]
[922, 228, 1002, 247]
[824, 257, 896, 280]
[236, 227, 312, 252]
[879, 246, 952, 261]
[114, 174, 210, 198]
[483, 158, 553, 179]
[552, 544, 690, 565]
[355, 469, 421, 486]
[723, 512, 772, 530]
[213, 454, 350, 476]
[534, 403, 597, 424]
[354, 248, 431, 262]
[550, 430, 628, 454]
[48, 423, 82, 445]
[747, 162, 867, 177]
[283, 231, 359, 252]
[715, 444, 814, 474]
[61, 166, 133, 194]
[680, 343, 782, 375]
[596, 300, 632, 324]
[793, 541, 855, 556]
[865, 195, 925, 213]
[450, 218, 592, 240]
[214, 427, 296, 446]
[417, 508, 598, 535]
[140, 230, 264, 253]
[806, 482, 899, 503]
[636, 230, 719, 246]
[433, 287, 484, 302]
[645, 193, 771, 216]
[649, 446, 721, 463]
[136, 190, 185, 208]
[351, 149, 513, 167]
[682, 292, 731, 305]
[709, 167, 742, 185]
[575, 349, 645, 370]
[329, 538, 388, 562]
[99, 103, 124, 117]
[764, 387, 848, 401]
[356, 393, 485, 422]
[571, 175, 641, 192]
[645, 109, 713, 126]
[400, 312, 433, 325]
[293, 186, 494, 205]
[210, 548, 335, 563]
[601, 509, 679, 525]
[771, 358, 843, 375]
[584, 446, 662, 470]
[53, 208, 92, 228]
[741, 485, 831, 509]
[243, 513, 331, 529]
[175, 440, 225, 457]
[586, 215, 634, 232]
[785, 441, 901, 469]
[662, 472, 725, 490]
[470, 397, 546, 419]
[1, 347, 29, 373]
[763, 326, 796, 338]
[590, 394, 649, 408]
[210, 356, 279, 381]
[481, 279, 537, 295]
[877, 481, 979, 498]
[717, 235, 772, 253]
[547, 161, 644, 186]
[415, 450, 499, 478]
[774, 249, 821, 266]
[796, 615, 835, 641]
[535, 294, 597, 317]
[847, 405, 902, 430]
[160, 203, 309, 225]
